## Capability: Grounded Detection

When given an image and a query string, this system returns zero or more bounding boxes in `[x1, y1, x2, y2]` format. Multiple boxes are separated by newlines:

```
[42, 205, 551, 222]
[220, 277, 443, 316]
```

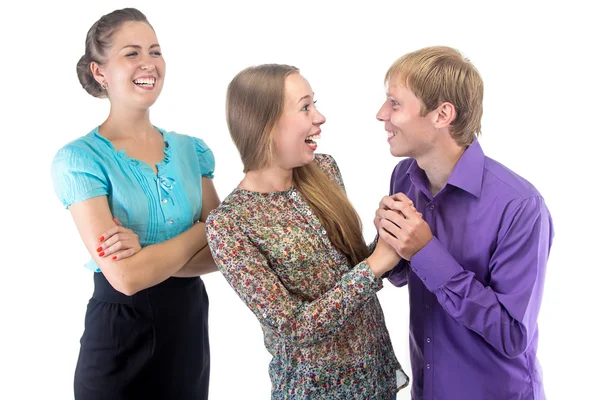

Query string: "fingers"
[380, 208, 408, 228]
[97, 230, 138, 258]
[377, 226, 395, 247]
[99, 237, 127, 258]
[382, 194, 417, 215]
[391, 192, 414, 205]
[98, 237, 141, 259]
[98, 226, 133, 244]
[380, 196, 399, 211]
[395, 200, 420, 220]
[374, 215, 382, 231]
[111, 247, 139, 261]
[98, 225, 119, 243]
[378, 224, 405, 250]
[380, 217, 406, 240]
[113, 217, 123, 227]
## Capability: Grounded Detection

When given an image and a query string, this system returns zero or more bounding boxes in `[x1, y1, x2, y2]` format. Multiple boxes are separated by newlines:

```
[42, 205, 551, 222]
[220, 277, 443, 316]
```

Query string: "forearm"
[227, 260, 382, 347]
[114, 222, 206, 294]
[413, 237, 542, 359]
[173, 245, 218, 277]
[434, 270, 532, 359]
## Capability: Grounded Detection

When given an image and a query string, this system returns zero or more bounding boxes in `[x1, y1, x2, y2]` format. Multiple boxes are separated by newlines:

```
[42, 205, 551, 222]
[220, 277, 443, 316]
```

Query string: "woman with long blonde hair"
[206, 64, 408, 399]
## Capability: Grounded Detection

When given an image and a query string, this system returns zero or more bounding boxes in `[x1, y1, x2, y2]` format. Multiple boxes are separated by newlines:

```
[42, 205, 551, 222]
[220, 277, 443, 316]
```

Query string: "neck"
[240, 164, 294, 193]
[416, 142, 466, 197]
[100, 105, 154, 140]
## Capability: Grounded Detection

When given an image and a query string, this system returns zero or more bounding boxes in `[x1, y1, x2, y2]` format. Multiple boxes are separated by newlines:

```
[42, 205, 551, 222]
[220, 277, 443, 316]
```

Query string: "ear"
[90, 61, 106, 86]
[432, 102, 456, 129]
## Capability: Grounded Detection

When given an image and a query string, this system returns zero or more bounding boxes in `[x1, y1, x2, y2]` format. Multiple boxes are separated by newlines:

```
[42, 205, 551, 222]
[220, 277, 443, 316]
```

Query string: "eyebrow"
[297, 93, 314, 104]
[121, 44, 160, 50]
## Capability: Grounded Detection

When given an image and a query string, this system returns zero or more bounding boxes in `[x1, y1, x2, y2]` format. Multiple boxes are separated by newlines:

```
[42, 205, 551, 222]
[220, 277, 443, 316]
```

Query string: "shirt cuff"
[383, 259, 405, 282]
[354, 260, 384, 293]
[410, 237, 463, 292]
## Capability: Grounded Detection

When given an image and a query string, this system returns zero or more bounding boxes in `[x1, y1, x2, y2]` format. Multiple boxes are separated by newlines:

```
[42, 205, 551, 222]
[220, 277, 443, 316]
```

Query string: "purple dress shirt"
[387, 141, 553, 400]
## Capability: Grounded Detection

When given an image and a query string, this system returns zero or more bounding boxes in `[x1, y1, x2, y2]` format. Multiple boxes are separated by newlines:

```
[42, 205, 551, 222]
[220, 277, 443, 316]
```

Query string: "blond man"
[374, 46, 553, 400]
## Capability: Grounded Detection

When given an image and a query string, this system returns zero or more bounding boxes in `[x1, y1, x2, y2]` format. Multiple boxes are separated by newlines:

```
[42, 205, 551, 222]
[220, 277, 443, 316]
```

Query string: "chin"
[306, 151, 317, 163]
[291, 155, 314, 169]
[135, 98, 159, 110]
[390, 146, 409, 158]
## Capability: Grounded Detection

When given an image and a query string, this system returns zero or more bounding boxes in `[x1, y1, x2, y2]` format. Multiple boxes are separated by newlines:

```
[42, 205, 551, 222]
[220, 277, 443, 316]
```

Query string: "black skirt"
[74, 272, 210, 400]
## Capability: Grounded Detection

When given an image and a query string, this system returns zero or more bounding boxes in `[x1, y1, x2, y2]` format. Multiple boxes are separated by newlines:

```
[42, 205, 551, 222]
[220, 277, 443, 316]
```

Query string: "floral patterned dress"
[206, 154, 408, 399]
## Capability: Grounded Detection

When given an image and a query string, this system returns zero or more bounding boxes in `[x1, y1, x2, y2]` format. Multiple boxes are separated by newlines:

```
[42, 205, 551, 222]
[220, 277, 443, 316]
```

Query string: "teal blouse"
[51, 126, 215, 272]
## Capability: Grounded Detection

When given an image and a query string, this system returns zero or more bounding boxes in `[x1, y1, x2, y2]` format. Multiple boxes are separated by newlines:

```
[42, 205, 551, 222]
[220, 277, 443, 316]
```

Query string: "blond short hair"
[385, 46, 484, 146]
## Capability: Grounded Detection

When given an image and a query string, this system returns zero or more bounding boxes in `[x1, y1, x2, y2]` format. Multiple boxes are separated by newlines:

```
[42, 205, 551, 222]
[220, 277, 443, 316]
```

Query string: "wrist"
[366, 253, 386, 278]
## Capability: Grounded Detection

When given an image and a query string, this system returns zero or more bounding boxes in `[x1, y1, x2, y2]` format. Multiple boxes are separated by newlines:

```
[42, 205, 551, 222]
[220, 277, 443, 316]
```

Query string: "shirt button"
[425, 304, 430, 310]
[426, 364, 431, 369]
[307, 211, 312, 216]
[168, 218, 174, 224]
[321, 230, 327, 235]
[426, 337, 431, 343]
[161, 198, 168, 204]
[429, 204, 435, 210]
[291, 191, 297, 197]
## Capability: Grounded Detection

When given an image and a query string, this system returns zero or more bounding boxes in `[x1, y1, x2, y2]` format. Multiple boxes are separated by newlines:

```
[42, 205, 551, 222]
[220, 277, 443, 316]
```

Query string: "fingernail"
[98, 252, 105, 257]
[99, 236, 105, 242]
[112, 256, 117, 260]
[96, 247, 102, 252]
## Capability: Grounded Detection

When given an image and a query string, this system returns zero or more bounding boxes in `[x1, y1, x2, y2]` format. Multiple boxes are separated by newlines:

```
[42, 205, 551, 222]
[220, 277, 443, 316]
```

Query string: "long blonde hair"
[226, 64, 369, 265]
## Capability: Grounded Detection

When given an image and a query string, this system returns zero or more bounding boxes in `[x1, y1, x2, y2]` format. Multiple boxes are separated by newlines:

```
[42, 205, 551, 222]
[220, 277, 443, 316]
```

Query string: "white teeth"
[387, 130, 397, 139]
[134, 78, 155, 86]
[306, 133, 321, 141]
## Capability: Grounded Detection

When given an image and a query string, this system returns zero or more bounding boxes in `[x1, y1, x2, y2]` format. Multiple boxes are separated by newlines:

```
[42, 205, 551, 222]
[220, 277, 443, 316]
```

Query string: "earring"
[101, 81, 107, 90]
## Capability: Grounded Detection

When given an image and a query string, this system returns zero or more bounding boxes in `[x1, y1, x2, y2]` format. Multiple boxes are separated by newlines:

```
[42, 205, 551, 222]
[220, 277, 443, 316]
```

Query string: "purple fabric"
[386, 141, 553, 399]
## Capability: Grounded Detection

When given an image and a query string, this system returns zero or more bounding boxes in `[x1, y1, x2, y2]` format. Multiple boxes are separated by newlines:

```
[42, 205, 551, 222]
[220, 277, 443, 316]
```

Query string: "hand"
[366, 231, 402, 278]
[374, 193, 421, 231]
[96, 218, 142, 261]
[378, 193, 432, 261]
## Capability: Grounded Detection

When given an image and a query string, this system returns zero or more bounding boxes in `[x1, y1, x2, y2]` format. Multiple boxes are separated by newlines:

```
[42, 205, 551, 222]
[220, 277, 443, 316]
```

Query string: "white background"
[1, 0, 598, 399]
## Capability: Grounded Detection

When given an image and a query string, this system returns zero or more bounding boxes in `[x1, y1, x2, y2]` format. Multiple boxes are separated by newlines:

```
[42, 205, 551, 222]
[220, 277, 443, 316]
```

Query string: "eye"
[390, 99, 400, 106]
[301, 100, 317, 112]
[151, 51, 162, 56]
[126, 52, 138, 57]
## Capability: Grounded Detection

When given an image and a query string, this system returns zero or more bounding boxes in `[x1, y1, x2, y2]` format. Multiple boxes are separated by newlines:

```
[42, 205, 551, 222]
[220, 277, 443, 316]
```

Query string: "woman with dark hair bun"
[52, 8, 219, 399]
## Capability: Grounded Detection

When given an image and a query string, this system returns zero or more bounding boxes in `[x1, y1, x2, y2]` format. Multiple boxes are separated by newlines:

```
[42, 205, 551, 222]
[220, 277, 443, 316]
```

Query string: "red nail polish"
[98, 252, 105, 257]
[99, 236, 105, 242]
[96, 247, 102, 252]
[112, 256, 117, 260]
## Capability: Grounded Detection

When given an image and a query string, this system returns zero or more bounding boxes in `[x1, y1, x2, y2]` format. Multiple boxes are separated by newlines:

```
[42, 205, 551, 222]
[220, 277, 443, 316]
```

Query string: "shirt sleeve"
[192, 137, 215, 178]
[51, 145, 108, 209]
[411, 196, 553, 359]
[206, 210, 383, 347]
[314, 154, 345, 190]
[383, 161, 410, 285]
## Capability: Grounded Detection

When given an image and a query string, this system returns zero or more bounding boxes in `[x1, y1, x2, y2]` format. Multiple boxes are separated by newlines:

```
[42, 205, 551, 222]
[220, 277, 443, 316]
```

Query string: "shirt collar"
[406, 140, 485, 198]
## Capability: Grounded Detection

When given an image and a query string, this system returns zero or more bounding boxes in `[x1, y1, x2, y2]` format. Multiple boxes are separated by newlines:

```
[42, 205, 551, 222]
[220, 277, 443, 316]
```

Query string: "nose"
[140, 63, 156, 72]
[314, 108, 326, 125]
[376, 102, 390, 122]
[139, 55, 156, 72]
